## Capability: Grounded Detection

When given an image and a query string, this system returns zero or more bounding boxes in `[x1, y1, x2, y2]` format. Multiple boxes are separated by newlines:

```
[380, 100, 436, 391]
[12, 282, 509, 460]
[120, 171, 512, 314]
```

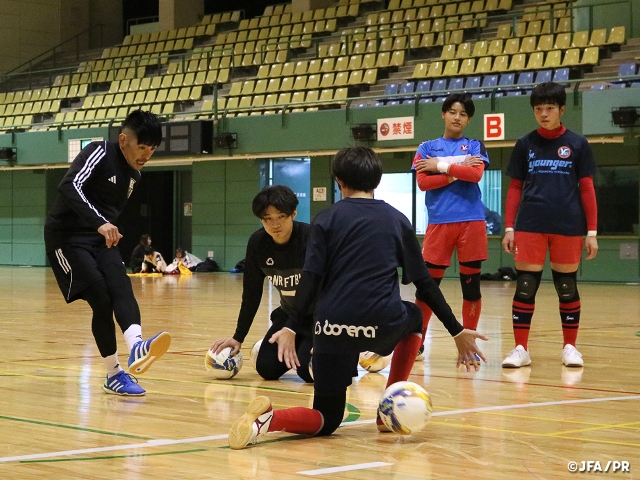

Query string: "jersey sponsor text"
[315, 319, 377, 338]
[267, 273, 301, 288]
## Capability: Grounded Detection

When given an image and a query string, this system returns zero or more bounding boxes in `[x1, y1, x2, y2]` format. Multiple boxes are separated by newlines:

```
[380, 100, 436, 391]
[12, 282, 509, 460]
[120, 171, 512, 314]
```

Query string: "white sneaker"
[502, 345, 531, 368]
[229, 396, 273, 450]
[562, 344, 584, 367]
[415, 345, 425, 361]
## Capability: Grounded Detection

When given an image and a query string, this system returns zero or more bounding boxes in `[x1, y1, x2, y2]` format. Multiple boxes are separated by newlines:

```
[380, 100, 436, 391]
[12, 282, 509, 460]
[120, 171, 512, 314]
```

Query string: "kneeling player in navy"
[210, 185, 313, 383]
[228, 147, 488, 449]
[44, 110, 171, 396]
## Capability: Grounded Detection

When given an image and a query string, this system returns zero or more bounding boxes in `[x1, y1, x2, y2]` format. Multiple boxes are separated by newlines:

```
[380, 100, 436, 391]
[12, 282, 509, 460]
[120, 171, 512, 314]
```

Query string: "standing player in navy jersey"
[227, 147, 488, 450]
[44, 110, 171, 396]
[210, 185, 314, 383]
[412, 94, 490, 359]
[501, 82, 598, 368]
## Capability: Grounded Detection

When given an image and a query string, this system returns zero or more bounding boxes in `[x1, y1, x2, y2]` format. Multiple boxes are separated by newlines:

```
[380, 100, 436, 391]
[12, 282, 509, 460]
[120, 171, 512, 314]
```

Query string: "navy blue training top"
[507, 129, 597, 235]
[304, 197, 430, 353]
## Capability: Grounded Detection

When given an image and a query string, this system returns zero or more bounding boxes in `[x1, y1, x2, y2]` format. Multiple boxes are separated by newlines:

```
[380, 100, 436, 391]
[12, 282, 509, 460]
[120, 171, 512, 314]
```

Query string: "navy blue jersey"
[413, 136, 489, 224]
[507, 129, 597, 235]
[304, 198, 430, 354]
[233, 221, 311, 343]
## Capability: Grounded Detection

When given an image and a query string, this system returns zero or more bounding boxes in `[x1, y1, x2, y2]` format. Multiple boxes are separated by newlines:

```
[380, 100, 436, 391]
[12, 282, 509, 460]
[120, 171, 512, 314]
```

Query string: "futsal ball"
[359, 351, 392, 372]
[250, 339, 262, 370]
[204, 347, 243, 379]
[378, 381, 433, 434]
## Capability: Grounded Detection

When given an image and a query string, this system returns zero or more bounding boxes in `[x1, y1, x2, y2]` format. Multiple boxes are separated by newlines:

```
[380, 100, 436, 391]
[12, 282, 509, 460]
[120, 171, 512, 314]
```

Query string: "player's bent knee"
[313, 392, 346, 436]
[552, 272, 578, 301]
[515, 273, 540, 301]
[459, 273, 481, 301]
[296, 365, 314, 383]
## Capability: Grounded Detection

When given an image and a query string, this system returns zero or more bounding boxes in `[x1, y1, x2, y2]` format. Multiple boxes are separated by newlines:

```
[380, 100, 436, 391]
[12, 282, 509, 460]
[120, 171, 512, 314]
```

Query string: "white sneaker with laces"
[502, 345, 531, 368]
[229, 396, 273, 449]
[562, 344, 583, 367]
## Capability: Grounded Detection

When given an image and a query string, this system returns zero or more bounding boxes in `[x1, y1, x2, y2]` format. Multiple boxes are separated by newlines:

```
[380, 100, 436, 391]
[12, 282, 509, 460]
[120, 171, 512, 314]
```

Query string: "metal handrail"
[2, 25, 105, 80]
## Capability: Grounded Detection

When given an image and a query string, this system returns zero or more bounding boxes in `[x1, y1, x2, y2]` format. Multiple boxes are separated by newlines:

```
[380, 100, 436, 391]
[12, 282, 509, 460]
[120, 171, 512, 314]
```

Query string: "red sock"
[560, 299, 581, 346]
[269, 407, 323, 435]
[512, 300, 534, 350]
[415, 298, 433, 340]
[386, 333, 422, 388]
[462, 299, 481, 330]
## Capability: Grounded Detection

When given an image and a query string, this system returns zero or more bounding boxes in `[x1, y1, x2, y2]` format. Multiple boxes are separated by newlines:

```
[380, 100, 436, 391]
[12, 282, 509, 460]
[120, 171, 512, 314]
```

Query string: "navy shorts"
[312, 301, 422, 396]
[47, 242, 127, 303]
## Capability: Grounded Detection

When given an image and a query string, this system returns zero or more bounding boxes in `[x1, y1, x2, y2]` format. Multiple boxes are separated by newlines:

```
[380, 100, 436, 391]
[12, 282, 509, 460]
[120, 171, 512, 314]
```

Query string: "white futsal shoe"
[502, 345, 531, 368]
[562, 344, 584, 367]
[229, 396, 273, 449]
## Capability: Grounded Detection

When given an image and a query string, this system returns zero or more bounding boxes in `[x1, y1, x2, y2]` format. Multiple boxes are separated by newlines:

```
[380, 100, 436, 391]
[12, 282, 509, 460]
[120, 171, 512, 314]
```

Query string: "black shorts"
[47, 242, 126, 303]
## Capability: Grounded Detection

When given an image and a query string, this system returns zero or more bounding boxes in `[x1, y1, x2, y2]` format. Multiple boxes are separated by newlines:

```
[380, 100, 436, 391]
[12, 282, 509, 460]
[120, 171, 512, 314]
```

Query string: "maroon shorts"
[514, 231, 583, 265]
[422, 220, 488, 266]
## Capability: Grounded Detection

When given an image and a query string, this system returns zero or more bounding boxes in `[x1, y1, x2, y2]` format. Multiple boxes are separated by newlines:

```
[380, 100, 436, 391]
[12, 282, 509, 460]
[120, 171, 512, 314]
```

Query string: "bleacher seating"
[0, 0, 635, 130]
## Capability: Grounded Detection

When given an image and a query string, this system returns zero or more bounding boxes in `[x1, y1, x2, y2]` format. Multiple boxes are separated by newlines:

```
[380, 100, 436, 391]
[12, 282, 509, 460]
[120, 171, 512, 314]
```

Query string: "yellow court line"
[428, 421, 640, 448]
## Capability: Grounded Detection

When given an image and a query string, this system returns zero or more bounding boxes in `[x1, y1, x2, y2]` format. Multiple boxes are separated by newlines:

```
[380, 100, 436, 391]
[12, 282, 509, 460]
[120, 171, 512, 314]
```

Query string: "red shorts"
[422, 221, 488, 266]
[514, 231, 583, 265]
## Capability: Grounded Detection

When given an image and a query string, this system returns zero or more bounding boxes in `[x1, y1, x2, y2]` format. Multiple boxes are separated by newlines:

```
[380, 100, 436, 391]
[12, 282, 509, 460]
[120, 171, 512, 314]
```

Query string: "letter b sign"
[484, 113, 504, 141]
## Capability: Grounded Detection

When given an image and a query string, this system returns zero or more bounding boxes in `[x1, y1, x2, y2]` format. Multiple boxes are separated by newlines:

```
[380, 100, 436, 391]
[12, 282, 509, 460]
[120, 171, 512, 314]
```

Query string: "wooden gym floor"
[0, 266, 638, 479]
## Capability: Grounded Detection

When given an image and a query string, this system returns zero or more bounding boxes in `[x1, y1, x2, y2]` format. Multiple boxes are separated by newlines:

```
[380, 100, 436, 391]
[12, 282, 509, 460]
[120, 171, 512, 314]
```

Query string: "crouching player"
[228, 147, 488, 449]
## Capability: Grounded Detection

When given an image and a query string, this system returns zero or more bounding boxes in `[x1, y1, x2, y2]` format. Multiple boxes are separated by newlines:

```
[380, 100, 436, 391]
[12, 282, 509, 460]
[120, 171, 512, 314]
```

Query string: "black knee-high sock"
[101, 263, 141, 333]
[81, 279, 117, 357]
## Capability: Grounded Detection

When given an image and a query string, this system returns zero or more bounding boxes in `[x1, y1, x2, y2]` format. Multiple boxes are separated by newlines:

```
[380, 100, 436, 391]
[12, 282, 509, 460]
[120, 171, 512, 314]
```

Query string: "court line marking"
[1, 394, 638, 464]
[298, 462, 393, 476]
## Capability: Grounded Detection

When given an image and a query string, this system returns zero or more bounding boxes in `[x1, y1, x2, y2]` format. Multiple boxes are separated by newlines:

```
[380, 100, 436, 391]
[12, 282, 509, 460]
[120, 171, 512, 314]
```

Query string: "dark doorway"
[119, 171, 174, 267]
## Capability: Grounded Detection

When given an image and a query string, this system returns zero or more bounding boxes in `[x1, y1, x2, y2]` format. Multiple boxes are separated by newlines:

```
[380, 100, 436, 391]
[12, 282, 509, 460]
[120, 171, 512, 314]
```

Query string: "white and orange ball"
[358, 351, 392, 372]
[250, 339, 262, 370]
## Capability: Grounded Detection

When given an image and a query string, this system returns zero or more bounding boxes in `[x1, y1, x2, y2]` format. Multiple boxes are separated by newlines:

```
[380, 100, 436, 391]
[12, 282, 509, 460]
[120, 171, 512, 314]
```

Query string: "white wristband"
[505, 227, 514, 233]
[436, 161, 450, 174]
[587, 230, 597, 237]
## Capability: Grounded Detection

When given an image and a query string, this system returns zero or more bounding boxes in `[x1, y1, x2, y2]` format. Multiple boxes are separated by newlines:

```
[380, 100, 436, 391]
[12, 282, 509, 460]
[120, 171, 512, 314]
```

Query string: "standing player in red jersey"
[501, 82, 598, 369]
[412, 94, 490, 360]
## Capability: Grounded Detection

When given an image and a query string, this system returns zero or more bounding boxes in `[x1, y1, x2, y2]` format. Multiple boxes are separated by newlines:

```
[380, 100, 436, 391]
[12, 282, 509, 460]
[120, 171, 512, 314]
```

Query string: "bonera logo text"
[315, 320, 376, 338]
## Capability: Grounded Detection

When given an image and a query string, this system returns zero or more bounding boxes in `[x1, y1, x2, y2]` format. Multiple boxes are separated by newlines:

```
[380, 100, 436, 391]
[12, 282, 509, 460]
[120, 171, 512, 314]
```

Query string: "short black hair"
[331, 147, 382, 192]
[121, 109, 163, 148]
[442, 93, 475, 118]
[252, 185, 299, 219]
[530, 82, 566, 108]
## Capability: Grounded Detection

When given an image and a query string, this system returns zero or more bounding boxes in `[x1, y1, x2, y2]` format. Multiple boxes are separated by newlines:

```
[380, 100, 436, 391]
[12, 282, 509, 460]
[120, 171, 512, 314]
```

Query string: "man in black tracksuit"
[44, 109, 171, 396]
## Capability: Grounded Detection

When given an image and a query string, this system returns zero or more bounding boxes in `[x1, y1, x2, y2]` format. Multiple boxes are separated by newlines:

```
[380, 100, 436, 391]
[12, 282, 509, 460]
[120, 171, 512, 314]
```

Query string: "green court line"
[19, 448, 207, 464]
[0, 415, 150, 440]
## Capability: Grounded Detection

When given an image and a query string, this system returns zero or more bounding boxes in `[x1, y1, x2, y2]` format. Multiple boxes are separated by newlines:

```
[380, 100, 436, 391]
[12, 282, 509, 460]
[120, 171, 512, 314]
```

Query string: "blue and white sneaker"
[128, 331, 171, 375]
[103, 371, 146, 396]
